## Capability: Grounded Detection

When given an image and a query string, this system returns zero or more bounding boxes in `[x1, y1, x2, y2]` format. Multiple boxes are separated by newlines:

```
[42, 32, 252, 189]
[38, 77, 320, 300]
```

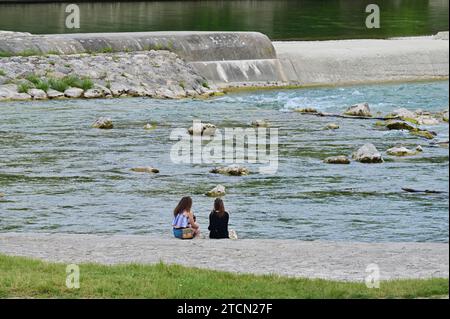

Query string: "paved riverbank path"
[0, 233, 447, 281]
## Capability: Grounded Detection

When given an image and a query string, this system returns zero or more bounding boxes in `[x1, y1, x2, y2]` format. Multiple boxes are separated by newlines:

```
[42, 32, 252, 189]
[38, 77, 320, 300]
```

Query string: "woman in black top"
[208, 198, 229, 239]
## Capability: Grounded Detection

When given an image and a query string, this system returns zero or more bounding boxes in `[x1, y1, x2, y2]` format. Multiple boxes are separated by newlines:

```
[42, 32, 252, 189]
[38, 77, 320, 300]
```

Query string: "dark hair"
[174, 196, 192, 216]
[214, 198, 226, 217]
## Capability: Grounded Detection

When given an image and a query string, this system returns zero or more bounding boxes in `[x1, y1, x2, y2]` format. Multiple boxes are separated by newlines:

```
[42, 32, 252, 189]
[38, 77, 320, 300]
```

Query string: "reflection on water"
[0, 0, 448, 39]
[0, 81, 449, 242]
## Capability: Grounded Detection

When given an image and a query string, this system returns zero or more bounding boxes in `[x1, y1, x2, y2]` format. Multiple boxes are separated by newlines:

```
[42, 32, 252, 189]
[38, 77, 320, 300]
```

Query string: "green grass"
[0, 254, 447, 299]
[35, 79, 50, 92]
[25, 71, 51, 92]
[17, 82, 33, 93]
[47, 76, 94, 92]
[202, 81, 210, 89]
[78, 78, 94, 91]
[25, 74, 41, 86]
[0, 69, 6, 76]
[49, 78, 69, 92]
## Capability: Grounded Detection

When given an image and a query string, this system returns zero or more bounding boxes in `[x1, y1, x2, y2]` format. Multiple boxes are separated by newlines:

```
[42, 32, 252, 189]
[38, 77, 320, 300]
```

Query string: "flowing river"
[0, 81, 448, 242]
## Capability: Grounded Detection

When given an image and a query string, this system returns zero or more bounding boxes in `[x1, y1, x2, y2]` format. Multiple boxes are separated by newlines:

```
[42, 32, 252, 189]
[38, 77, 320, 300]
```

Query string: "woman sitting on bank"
[172, 196, 200, 239]
[208, 198, 229, 239]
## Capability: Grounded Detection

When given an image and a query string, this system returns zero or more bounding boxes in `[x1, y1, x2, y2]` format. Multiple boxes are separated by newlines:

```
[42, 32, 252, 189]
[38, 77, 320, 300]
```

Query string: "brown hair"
[174, 196, 192, 216]
[214, 198, 226, 217]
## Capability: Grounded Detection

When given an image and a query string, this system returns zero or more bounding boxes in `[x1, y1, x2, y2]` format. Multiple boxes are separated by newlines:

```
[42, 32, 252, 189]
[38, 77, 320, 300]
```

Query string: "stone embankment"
[1, 30, 449, 102]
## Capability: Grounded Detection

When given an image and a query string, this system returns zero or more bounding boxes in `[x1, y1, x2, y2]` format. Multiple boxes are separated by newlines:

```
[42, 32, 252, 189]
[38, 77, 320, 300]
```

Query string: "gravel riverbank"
[0, 233, 447, 282]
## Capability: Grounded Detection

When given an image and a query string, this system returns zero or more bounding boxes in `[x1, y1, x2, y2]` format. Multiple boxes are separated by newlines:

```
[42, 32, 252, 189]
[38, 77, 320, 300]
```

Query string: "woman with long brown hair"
[172, 196, 200, 239]
[208, 198, 229, 239]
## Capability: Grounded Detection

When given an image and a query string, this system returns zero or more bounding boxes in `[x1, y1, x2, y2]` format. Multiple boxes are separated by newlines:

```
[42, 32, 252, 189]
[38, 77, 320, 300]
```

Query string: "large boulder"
[92, 117, 113, 129]
[206, 185, 226, 197]
[64, 87, 84, 98]
[47, 89, 64, 99]
[323, 155, 350, 164]
[386, 146, 417, 157]
[84, 88, 104, 99]
[352, 143, 383, 163]
[10, 92, 32, 100]
[210, 165, 250, 176]
[416, 115, 440, 125]
[388, 108, 417, 122]
[385, 120, 416, 131]
[28, 88, 47, 100]
[344, 103, 371, 117]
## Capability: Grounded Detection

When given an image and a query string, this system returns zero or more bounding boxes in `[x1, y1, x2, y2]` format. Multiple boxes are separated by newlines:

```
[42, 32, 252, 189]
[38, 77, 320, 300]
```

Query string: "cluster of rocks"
[293, 103, 447, 165]
[323, 142, 425, 165]
[0, 50, 219, 102]
[323, 143, 383, 165]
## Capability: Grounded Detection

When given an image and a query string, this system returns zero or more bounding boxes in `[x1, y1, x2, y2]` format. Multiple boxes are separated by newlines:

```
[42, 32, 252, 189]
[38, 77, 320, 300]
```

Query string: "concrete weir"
[0, 30, 449, 87]
[0, 31, 286, 86]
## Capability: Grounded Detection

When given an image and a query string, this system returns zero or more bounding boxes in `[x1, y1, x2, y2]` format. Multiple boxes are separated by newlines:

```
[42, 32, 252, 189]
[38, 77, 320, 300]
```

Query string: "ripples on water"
[0, 81, 448, 242]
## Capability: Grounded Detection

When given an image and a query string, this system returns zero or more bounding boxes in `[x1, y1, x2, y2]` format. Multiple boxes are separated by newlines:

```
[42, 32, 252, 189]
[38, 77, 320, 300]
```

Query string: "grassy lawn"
[0, 254, 447, 299]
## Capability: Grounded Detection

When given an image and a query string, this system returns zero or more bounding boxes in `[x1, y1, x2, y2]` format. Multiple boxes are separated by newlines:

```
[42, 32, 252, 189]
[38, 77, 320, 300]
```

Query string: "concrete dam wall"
[0, 30, 448, 87]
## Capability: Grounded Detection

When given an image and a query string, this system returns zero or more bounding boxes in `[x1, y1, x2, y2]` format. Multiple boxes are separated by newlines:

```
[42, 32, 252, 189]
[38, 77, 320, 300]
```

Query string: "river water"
[0, 81, 449, 242]
[0, 0, 448, 40]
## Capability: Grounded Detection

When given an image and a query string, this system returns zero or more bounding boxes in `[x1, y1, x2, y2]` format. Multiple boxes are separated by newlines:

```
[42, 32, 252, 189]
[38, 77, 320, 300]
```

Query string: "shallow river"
[0, 81, 449, 242]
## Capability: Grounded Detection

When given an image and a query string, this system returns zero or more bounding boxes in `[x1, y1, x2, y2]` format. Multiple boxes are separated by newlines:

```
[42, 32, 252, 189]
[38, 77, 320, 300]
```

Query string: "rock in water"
[0, 192, 4, 198]
[206, 185, 226, 197]
[251, 120, 270, 127]
[415, 145, 423, 152]
[344, 103, 371, 117]
[323, 155, 350, 164]
[130, 167, 160, 174]
[386, 146, 417, 157]
[410, 130, 436, 140]
[210, 165, 250, 176]
[416, 116, 441, 125]
[188, 123, 216, 136]
[324, 123, 340, 130]
[442, 111, 449, 123]
[352, 143, 383, 163]
[385, 120, 416, 131]
[92, 118, 113, 129]
[144, 123, 156, 130]
[295, 107, 317, 113]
